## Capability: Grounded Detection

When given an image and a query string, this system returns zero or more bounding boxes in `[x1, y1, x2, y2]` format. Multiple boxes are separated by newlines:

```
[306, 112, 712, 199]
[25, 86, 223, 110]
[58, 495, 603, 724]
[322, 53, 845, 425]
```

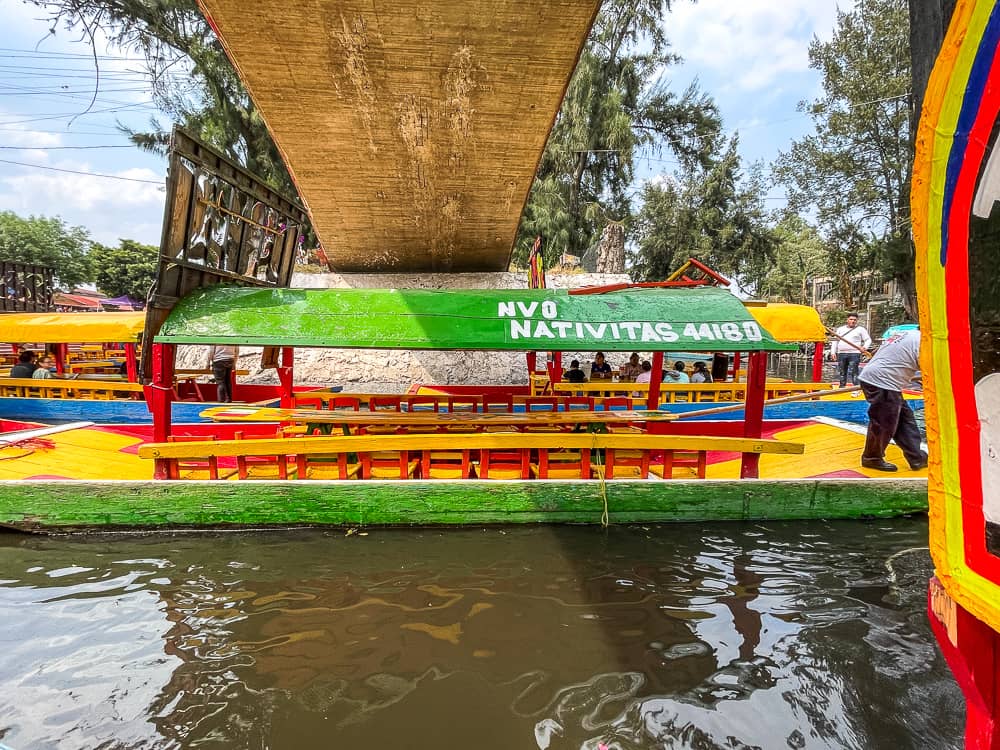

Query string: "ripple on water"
[0, 520, 964, 749]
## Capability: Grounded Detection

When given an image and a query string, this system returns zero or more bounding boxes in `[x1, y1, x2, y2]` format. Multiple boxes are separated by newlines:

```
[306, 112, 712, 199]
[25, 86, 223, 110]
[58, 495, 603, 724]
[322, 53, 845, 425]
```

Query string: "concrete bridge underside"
[197, 0, 601, 272]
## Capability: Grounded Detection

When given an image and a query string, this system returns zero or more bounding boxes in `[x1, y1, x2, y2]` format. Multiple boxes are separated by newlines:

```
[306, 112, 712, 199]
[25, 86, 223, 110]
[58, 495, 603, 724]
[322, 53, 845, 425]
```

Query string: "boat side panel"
[0, 479, 927, 531]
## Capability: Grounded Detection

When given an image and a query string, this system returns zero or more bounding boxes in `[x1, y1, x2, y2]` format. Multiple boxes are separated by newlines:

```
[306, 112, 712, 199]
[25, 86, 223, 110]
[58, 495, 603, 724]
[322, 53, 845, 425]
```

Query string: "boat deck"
[0, 420, 927, 481]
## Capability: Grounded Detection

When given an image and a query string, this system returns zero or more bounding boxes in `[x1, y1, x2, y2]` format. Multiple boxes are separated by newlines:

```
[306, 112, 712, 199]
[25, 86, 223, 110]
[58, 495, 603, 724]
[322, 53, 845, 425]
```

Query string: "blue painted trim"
[0, 398, 220, 424]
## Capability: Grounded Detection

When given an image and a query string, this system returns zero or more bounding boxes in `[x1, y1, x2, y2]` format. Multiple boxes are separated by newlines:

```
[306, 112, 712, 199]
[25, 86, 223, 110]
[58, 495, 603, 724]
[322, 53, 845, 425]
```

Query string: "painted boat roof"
[155, 286, 797, 351]
[745, 303, 826, 343]
[0, 312, 144, 343]
[195, 0, 601, 273]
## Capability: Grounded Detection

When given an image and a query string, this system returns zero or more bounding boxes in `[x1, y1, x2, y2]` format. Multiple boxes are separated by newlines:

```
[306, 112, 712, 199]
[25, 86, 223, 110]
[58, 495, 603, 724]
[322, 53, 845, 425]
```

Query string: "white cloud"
[0, 162, 164, 244]
[0, 122, 63, 148]
[667, 0, 856, 92]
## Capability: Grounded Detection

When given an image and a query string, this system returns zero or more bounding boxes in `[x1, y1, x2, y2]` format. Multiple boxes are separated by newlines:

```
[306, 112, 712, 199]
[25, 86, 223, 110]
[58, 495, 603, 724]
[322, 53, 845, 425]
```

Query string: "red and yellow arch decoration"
[914, 0, 1000, 633]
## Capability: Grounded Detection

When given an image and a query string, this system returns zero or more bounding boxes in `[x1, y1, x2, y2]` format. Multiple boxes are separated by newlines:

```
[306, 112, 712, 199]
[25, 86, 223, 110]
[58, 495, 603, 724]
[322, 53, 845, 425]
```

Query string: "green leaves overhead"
[515, 0, 723, 267]
[772, 0, 914, 314]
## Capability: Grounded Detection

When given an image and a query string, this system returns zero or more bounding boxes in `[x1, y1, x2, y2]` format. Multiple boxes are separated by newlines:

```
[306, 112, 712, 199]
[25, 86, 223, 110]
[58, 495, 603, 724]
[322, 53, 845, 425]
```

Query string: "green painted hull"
[0, 479, 927, 532]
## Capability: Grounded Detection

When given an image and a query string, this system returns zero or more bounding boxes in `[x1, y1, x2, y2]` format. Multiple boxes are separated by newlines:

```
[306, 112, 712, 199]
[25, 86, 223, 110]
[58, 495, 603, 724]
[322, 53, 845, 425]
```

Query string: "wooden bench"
[138, 433, 804, 481]
[0, 377, 145, 399]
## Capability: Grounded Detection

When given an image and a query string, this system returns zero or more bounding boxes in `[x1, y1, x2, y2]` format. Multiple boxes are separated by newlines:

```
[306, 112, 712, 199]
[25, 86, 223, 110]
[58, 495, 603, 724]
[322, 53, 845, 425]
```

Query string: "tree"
[514, 0, 722, 267]
[0, 211, 92, 289]
[90, 239, 159, 299]
[773, 0, 914, 316]
[755, 215, 828, 304]
[29, 0, 297, 196]
[630, 136, 776, 289]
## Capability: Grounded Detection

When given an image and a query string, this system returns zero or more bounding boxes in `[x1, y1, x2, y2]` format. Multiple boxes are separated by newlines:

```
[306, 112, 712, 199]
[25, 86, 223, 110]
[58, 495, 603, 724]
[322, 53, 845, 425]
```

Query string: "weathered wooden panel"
[196, 0, 601, 272]
[0, 479, 927, 532]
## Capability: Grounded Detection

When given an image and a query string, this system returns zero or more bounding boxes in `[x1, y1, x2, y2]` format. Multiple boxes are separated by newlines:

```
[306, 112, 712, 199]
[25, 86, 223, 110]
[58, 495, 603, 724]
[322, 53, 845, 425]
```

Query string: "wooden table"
[201, 405, 677, 430]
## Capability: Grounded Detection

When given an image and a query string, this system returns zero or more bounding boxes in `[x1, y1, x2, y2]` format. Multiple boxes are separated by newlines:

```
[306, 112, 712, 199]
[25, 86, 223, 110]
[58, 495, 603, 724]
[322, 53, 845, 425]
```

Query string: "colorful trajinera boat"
[0, 284, 927, 530]
[914, 1, 1000, 744]
[0, 0, 926, 527]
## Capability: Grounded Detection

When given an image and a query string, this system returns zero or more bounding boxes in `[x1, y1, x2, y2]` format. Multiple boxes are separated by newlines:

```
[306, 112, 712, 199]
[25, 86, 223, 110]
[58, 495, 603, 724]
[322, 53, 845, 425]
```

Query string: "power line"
[0, 144, 136, 150]
[0, 158, 162, 184]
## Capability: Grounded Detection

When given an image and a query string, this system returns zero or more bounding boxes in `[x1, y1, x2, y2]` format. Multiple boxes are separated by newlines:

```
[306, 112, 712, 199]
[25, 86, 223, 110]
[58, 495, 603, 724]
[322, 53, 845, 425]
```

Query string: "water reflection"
[0, 521, 962, 749]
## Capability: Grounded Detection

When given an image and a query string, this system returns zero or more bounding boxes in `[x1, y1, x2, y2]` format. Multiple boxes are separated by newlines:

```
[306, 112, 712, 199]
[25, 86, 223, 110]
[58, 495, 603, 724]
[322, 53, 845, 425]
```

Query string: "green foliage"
[90, 239, 159, 300]
[0, 211, 92, 289]
[514, 0, 722, 266]
[772, 0, 914, 314]
[630, 137, 777, 289]
[29, 0, 297, 197]
[756, 215, 828, 304]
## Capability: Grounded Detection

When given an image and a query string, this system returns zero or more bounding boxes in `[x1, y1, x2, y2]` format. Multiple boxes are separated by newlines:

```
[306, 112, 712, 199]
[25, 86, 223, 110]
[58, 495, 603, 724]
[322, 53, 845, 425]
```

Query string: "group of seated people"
[9, 350, 55, 379]
[563, 352, 714, 385]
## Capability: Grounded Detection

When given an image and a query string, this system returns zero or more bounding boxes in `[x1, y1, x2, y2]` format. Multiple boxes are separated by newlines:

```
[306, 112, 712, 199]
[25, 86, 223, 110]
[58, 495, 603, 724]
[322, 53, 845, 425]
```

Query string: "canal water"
[0, 520, 961, 749]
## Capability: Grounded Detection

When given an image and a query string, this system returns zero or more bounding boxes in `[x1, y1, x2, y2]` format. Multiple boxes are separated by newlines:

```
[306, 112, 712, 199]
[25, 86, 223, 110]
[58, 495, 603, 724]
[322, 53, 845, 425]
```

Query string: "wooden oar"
[825, 325, 873, 359]
[0, 421, 94, 445]
[671, 386, 861, 420]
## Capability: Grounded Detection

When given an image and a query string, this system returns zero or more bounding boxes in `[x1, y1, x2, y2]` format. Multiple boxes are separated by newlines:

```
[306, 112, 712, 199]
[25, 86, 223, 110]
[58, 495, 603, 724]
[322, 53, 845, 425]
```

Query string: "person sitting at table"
[564, 359, 587, 383]
[590, 351, 613, 380]
[619, 352, 642, 381]
[665, 360, 690, 384]
[632, 360, 652, 397]
[207, 344, 239, 403]
[32, 354, 56, 379]
[9, 350, 37, 378]
[691, 361, 712, 383]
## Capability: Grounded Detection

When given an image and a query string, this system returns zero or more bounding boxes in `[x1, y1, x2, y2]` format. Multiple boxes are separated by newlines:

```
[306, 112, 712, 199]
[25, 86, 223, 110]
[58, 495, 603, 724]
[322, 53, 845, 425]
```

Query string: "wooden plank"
[198, 404, 678, 426]
[0, 378, 144, 395]
[138, 432, 804, 459]
[0, 478, 927, 530]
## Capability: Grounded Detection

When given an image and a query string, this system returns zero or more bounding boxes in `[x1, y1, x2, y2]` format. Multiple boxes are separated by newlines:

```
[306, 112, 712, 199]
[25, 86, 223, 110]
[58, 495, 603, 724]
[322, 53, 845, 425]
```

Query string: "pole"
[825, 325, 873, 358]
[279, 347, 294, 408]
[672, 385, 860, 420]
[150, 343, 175, 477]
[552, 352, 563, 383]
[812, 341, 825, 382]
[124, 343, 138, 383]
[732, 351, 742, 381]
[646, 351, 665, 410]
[741, 351, 767, 479]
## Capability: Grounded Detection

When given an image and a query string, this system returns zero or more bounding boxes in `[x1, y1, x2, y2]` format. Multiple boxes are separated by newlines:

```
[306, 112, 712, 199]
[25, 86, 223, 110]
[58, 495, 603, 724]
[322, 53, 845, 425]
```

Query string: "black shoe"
[862, 457, 898, 472]
[908, 459, 928, 470]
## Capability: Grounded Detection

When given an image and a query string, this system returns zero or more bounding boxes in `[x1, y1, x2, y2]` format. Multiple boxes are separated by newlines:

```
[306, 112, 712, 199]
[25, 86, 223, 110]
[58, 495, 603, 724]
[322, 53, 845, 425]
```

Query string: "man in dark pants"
[207, 344, 239, 403]
[858, 329, 927, 472]
[830, 312, 872, 386]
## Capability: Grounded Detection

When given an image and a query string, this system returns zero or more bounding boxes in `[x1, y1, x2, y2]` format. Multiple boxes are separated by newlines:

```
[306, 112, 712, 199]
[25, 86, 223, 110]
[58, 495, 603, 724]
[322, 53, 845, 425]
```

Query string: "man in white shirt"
[829, 313, 872, 386]
[207, 345, 239, 403]
[857, 329, 926, 472]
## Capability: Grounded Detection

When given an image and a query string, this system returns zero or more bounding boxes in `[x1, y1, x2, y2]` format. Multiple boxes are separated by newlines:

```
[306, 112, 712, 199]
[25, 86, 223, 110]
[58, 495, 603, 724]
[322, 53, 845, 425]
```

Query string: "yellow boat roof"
[747, 303, 826, 343]
[0, 312, 145, 343]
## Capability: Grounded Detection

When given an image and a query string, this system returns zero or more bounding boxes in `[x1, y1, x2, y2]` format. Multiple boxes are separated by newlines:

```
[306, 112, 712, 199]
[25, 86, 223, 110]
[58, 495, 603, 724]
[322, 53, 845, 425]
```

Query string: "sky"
[0, 0, 853, 249]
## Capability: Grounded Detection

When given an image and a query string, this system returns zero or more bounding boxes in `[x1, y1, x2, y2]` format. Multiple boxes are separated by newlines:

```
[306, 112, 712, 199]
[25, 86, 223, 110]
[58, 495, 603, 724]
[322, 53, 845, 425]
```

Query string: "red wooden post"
[551, 352, 563, 383]
[646, 350, 665, 410]
[53, 343, 66, 375]
[732, 351, 742, 381]
[812, 341, 825, 383]
[124, 343, 138, 383]
[279, 347, 294, 408]
[740, 350, 767, 479]
[526, 352, 537, 375]
[150, 343, 175, 479]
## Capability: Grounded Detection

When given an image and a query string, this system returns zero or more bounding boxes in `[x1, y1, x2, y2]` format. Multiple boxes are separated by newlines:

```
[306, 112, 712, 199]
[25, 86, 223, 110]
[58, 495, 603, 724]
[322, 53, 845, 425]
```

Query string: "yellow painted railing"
[0, 377, 144, 400]
[551, 381, 835, 404]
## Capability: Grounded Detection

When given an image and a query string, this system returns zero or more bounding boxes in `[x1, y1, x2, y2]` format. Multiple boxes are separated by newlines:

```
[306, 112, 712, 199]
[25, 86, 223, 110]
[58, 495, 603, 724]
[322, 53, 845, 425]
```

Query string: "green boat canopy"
[155, 286, 797, 352]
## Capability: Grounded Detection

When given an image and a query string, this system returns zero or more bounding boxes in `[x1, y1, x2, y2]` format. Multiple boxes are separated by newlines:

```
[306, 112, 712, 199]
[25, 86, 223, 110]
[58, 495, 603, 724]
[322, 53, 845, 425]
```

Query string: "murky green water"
[0, 520, 961, 749]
